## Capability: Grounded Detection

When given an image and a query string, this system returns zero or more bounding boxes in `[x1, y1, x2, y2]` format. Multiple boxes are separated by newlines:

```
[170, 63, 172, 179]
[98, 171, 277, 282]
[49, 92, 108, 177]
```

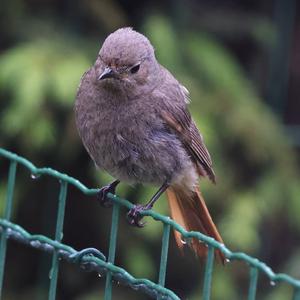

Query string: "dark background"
[1, 0, 300, 299]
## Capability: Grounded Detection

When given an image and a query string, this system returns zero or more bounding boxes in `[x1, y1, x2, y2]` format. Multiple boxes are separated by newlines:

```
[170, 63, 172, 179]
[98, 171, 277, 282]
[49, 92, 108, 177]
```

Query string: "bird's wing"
[161, 89, 216, 183]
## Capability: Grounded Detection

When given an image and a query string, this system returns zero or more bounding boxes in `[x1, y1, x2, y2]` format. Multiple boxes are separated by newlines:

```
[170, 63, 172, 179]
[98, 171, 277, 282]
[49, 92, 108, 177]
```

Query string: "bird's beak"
[98, 67, 115, 80]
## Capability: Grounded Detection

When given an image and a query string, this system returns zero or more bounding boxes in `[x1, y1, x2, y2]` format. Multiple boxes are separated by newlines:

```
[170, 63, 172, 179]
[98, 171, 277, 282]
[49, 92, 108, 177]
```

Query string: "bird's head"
[94, 28, 160, 94]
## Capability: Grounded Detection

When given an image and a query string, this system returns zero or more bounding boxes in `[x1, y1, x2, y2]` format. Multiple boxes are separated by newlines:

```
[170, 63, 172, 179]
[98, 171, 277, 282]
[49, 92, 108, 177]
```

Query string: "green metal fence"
[1, 147, 300, 300]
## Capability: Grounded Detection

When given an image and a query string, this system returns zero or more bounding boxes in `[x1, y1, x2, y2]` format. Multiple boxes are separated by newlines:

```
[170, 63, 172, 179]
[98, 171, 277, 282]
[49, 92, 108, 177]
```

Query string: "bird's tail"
[166, 185, 225, 263]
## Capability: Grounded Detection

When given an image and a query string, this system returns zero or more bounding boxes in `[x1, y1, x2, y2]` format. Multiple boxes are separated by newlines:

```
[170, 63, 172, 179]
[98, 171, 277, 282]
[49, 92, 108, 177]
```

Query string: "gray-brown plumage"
[75, 27, 224, 262]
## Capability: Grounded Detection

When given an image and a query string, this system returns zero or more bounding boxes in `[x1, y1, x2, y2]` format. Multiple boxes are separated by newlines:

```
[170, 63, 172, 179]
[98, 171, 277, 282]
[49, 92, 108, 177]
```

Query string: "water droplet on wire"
[270, 280, 276, 286]
[31, 173, 40, 180]
[49, 268, 53, 279]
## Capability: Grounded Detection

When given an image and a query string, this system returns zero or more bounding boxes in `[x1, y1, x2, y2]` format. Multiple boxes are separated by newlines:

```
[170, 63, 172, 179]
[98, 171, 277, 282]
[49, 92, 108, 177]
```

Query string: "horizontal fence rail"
[1, 148, 300, 300]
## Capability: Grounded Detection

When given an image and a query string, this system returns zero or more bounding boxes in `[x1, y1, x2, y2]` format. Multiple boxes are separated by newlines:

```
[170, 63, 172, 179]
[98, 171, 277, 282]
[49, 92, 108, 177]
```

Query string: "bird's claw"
[127, 205, 148, 228]
[97, 185, 115, 207]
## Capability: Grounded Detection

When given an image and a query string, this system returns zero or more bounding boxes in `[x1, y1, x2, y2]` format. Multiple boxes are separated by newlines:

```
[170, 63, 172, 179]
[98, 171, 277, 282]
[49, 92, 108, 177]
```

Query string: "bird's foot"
[127, 204, 151, 228]
[97, 181, 119, 207]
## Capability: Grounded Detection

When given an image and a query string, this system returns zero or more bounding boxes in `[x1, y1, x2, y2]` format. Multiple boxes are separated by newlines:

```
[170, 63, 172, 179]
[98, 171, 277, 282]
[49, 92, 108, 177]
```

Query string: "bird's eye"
[130, 64, 140, 74]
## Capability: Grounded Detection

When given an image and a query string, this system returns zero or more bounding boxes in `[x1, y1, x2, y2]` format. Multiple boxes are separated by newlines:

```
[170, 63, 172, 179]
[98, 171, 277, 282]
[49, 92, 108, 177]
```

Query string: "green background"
[0, 0, 300, 299]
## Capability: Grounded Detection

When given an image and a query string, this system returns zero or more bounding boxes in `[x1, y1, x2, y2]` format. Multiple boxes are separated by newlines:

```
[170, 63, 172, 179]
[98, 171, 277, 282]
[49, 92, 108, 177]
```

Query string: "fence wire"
[1, 148, 300, 300]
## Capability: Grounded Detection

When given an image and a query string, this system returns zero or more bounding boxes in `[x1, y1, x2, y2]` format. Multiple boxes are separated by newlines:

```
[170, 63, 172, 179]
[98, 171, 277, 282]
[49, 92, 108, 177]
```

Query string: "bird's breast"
[90, 111, 189, 184]
[76, 90, 191, 185]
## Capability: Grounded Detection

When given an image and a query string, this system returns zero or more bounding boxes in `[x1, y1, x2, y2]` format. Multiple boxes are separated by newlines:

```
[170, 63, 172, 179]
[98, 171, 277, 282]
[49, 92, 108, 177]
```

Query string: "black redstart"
[75, 27, 224, 262]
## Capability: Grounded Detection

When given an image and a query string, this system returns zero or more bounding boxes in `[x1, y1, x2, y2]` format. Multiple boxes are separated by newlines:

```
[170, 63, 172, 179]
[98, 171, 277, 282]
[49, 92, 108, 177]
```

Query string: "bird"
[75, 27, 225, 262]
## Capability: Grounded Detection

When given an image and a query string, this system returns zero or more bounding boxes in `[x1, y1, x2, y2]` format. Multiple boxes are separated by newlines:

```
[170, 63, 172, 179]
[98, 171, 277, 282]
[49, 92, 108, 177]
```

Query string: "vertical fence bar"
[158, 223, 171, 286]
[202, 246, 215, 300]
[48, 181, 68, 300]
[158, 223, 171, 300]
[104, 203, 120, 300]
[0, 161, 17, 298]
[248, 267, 259, 300]
[293, 288, 300, 300]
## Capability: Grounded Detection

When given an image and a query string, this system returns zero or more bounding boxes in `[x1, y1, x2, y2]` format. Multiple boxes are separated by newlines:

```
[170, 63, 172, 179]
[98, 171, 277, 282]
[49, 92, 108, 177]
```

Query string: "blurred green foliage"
[0, 1, 299, 299]
[0, 38, 90, 150]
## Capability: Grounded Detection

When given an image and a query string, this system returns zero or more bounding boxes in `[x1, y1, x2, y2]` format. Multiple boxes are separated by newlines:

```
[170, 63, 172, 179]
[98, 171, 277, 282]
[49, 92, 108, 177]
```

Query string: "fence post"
[104, 202, 120, 300]
[158, 223, 171, 286]
[0, 161, 17, 298]
[48, 181, 68, 300]
[248, 267, 259, 300]
[202, 245, 215, 300]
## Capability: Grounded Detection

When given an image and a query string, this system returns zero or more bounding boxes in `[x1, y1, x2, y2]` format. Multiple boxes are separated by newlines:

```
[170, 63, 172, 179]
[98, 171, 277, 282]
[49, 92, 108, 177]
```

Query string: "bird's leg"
[97, 180, 120, 207]
[127, 181, 170, 227]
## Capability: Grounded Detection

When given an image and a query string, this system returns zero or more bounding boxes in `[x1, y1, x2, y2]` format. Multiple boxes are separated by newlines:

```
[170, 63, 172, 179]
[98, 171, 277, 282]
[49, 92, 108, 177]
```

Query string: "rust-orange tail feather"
[166, 185, 225, 263]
